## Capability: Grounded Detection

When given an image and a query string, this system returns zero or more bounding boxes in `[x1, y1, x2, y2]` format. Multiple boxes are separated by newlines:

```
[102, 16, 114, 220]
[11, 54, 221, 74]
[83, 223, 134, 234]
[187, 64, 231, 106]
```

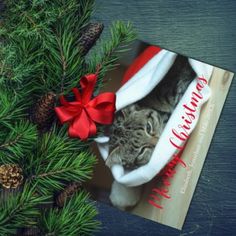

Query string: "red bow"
[55, 73, 116, 140]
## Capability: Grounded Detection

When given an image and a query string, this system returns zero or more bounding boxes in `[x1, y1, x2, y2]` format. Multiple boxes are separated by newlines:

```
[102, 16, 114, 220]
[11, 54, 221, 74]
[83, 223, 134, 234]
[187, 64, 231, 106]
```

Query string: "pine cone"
[30, 92, 56, 132]
[0, 164, 23, 189]
[78, 22, 104, 56]
[55, 182, 82, 207]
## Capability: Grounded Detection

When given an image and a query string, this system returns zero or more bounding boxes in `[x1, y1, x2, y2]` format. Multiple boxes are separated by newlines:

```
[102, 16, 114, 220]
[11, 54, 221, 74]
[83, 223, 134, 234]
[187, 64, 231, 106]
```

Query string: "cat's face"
[106, 105, 165, 169]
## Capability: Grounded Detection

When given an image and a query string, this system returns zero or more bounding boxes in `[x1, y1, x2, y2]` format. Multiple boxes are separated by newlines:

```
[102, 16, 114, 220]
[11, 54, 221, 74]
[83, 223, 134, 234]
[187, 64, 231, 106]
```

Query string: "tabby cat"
[106, 55, 196, 170]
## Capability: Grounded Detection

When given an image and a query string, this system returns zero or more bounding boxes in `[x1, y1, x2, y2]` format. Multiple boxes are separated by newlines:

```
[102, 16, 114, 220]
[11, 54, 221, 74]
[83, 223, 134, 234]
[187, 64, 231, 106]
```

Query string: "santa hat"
[95, 46, 213, 187]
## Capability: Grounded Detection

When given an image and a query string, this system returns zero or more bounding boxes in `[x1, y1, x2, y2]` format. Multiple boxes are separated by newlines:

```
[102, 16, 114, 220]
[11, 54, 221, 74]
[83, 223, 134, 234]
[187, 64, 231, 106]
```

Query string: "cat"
[106, 55, 196, 170]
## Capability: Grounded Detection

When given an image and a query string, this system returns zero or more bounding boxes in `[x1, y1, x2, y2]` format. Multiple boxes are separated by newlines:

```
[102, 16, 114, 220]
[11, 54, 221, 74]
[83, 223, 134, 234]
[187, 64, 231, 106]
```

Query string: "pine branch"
[0, 136, 21, 149]
[77, 0, 95, 28]
[0, 121, 37, 164]
[28, 150, 96, 197]
[0, 184, 49, 235]
[57, 35, 67, 93]
[3, 0, 56, 40]
[43, 25, 83, 93]
[25, 127, 96, 197]
[40, 191, 100, 236]
[42, 1, 95, 94]
[0, 37, 43, 87]
[88, 21, 136, 90]
[0, 88, 26, 126]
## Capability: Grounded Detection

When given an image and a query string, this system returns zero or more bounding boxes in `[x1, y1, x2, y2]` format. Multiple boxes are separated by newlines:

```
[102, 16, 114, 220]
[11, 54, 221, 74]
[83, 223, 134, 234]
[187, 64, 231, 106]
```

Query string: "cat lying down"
[107, 55, 196, 170]
[106, 55, 196, 209]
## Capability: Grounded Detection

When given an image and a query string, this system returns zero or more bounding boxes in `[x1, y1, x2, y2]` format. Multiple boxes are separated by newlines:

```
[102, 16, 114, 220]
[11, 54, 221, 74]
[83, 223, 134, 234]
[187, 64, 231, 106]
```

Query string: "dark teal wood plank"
[94, 0, 236, 72]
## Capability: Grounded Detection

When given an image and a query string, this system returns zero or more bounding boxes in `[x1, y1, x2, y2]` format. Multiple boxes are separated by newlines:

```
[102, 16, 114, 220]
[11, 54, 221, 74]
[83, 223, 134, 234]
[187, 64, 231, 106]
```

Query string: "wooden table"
[93, 1, 236, 235]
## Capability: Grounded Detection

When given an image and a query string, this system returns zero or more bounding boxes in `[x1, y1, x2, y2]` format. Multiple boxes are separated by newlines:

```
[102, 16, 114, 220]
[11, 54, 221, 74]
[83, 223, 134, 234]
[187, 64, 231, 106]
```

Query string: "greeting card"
[87, 41, 234, 230]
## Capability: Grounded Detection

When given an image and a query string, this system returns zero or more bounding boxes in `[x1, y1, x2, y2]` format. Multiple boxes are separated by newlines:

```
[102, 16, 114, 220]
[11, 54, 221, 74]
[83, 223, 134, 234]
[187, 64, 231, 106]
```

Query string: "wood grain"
[94, 0, 236, 72]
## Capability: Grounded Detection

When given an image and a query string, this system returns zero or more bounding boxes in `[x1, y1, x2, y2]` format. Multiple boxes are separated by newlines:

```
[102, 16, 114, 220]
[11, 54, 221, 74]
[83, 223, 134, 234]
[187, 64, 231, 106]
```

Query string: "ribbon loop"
[80, 74, 97, 104]
[55, 73, 116, 140]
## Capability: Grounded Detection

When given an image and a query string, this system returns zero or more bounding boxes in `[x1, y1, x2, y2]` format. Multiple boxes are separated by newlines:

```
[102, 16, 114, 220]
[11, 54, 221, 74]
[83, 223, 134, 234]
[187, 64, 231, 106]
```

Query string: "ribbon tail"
[68, 109, 90, 140]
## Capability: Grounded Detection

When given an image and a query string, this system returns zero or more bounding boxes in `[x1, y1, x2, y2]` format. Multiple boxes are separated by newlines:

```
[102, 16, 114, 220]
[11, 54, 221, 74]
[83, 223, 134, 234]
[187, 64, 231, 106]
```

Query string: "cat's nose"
[150, 136, 158, 146]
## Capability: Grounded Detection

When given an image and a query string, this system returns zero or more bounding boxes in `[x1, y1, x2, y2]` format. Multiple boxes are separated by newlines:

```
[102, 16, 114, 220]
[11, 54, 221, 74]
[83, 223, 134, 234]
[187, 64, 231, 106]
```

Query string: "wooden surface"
[92, 1, 236, 236]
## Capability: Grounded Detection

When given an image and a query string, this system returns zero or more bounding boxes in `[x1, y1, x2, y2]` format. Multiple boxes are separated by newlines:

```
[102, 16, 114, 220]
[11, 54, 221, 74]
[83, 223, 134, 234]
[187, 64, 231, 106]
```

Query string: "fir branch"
[40, 191, 100, 236]
[26, 127, 96, 197]
[42, 1, 95, 93]
[88, 21, 136, 89]
[0, 37, 43, 86]
[77, 0, 95, 29]
[0, 88, 26, 126]
[28, 150, 96, 196]
[0, 121, 37, 164]
[0, 184, 49, 235]
[0, 134, 21, 149]
[44, 26, 83, 93]
[22, 10, 38, 29]
[3, 0, 57, 40]
[56, 34, 67, 93]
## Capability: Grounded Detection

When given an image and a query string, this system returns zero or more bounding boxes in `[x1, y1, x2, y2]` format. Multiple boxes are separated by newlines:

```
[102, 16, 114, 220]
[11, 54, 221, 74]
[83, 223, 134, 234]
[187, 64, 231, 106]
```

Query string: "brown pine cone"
[78, 22, 104, 56]
[55, 182, 82, 208]
[30, 92, 56, 132]
[0, 164, 23, 189]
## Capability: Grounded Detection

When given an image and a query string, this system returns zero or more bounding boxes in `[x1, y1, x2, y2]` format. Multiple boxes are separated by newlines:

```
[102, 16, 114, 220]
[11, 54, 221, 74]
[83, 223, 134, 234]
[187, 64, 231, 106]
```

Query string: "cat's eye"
[146, 122, 152, 134]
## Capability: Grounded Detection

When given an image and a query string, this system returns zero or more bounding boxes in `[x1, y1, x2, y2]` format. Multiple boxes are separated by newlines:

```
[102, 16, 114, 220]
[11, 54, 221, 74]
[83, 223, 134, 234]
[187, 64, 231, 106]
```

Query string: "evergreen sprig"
[40, 191, 100, 236]
[88, 21, 136, 89]
[0, 184, 49, 235]
[0, 120, 37, 164]
[25, 127, 96, 197]
[0, 88, 25, 126]
[43, 21, 84, 93]
[0, 38, 43, 86]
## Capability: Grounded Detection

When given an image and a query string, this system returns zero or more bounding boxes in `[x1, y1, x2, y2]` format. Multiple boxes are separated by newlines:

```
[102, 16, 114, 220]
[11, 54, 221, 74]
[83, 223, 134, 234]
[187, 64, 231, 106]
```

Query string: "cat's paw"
[109, 180, 142, 210]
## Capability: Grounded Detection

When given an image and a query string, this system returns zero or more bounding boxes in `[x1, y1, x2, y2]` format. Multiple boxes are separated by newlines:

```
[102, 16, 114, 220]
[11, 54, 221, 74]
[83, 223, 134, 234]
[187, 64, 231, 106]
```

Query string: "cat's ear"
[121, 104, 139, 117]
[105, 147, 122, 168]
